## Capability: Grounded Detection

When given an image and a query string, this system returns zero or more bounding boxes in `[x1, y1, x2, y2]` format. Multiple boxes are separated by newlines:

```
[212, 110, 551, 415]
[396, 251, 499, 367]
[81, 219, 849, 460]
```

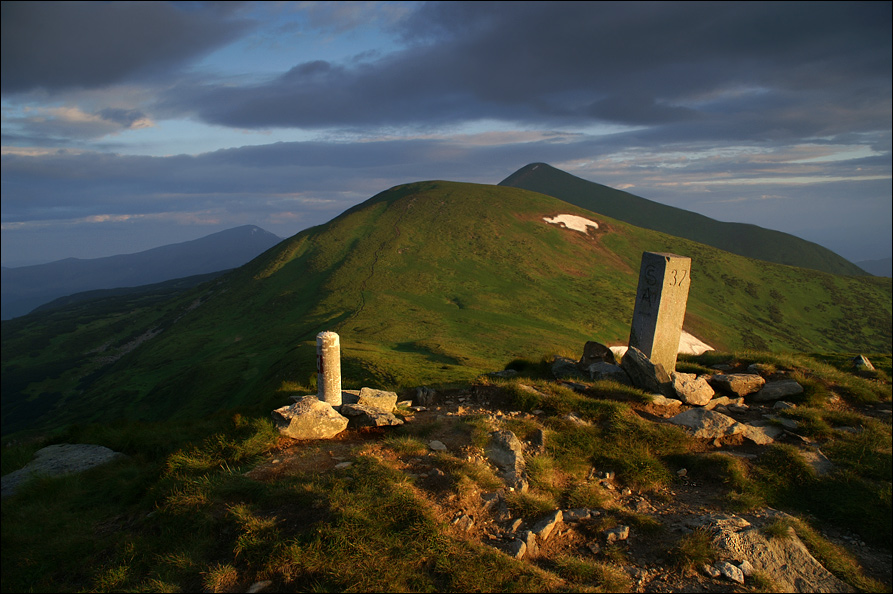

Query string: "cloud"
[1, 1, 253, 94]
[162, 1, 890, 136]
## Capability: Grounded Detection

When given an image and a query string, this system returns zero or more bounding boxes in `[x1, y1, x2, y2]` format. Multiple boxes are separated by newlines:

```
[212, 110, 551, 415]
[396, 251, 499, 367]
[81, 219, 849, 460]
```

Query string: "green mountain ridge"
[2, 181, 890, 436]
[499, 163, 867, 276]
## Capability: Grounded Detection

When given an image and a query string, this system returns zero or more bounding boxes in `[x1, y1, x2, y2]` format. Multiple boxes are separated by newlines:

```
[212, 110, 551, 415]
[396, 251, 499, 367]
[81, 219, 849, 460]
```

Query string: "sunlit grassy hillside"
[2, 181, 890, 435]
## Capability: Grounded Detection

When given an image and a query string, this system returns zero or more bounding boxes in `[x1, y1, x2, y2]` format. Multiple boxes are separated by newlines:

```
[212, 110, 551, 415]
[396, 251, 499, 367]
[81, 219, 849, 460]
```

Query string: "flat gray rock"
[668, 408, 744, 439]
[2, 444, 126, 498]
[751, 379, 804, 402]
[272, 396, 348, 440]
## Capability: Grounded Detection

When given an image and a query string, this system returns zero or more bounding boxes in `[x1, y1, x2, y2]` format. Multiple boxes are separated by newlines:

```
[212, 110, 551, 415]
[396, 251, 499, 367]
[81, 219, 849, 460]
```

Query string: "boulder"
[272, 396, 348, 439]
[668, 408, 744, 440]
[741, 422, 785, 445]
[531, 510, 563, 542]
[852, 354, 875, 371]
[487, 430, 529, 491]
[672, 372, 715, 405]
[415, 386, 437, 406]
[340, 403, 404, 427]
[552, 356, 583, 379]
[620, 346, 673, 396]
[357, 387, 398, 412]
[586, 361, 631, 383]
[711, 517, 850, 592]
[709, 373, 766, 396]
[579, 340, 616, 366]
[751, 380, 804, 402]
[1, 444, 126, 498]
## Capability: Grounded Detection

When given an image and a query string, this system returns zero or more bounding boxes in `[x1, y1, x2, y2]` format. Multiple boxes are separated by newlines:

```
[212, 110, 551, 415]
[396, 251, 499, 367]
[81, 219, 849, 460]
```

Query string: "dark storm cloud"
[167, 1, 890, 134]
[1, 1, 252, 94]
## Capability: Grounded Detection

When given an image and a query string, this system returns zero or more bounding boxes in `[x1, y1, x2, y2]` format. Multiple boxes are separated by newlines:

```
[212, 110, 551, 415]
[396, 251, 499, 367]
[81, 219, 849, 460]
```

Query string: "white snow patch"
[543, 214, 599, 233]
[609, 331, 714, 359]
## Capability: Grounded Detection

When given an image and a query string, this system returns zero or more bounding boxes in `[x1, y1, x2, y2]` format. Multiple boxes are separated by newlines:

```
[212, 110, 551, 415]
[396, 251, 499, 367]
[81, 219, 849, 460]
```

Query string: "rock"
[668, 408, 744, 440]
[741, 423, 784, 445]
[747, 363, 774, 375]
[605, 524, 630, 543]
[487, 430, 529, 492]
[620, 346, 673, 396]
[852, 354, 875, 371]
[711, 516, 850, 592]
[247, 580, 273, 593]
[531, 510, 563, 542]
[502, 538, 526, 559]
[751, 380, 804, 402]
[552, 356, 583, 379]
[452, 514, 474, 532]
[357, 387, 398, 412]
[415, 386, 437, 406]
[703, 395, 744, 410]
[1, 444, 126, 498]
[271, 396, 348, 440]
[764, 414, 799, 430]
[701, 563, 722, 578]
[520, 529, 539, 556]
[739, 559, 755, 576]
[490, 369, 519, 378]
[563, 508, 592, 522]
[650, 394, 683, 407]
[428, 440, 448, 452]
[340, 403, 403, 427]
[528, 428, 546, 454]
[579, 340, 617, 366]
[709, 373, 766, 397]
[799, 449, 834, 475]
[672, 372, 715, 405]
[717, 561, 744, 584]
[774, 400, 796, 410]
[587, 361, 631, 383]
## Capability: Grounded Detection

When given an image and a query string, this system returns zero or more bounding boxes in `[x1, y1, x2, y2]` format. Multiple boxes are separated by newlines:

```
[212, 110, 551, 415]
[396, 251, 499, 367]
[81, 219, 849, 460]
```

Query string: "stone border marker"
[628, 252, 692, 374]
[316, 331, 342, 406]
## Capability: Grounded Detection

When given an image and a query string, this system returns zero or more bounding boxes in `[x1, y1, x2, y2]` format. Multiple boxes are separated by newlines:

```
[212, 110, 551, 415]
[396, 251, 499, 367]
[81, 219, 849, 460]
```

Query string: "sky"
[2, 1, 891, 267]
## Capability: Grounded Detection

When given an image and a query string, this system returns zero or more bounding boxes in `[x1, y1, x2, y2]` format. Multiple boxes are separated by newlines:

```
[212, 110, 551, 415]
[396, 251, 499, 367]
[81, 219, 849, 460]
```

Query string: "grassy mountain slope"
[499, 163, 867, 276]
[2, 181, 890, 435]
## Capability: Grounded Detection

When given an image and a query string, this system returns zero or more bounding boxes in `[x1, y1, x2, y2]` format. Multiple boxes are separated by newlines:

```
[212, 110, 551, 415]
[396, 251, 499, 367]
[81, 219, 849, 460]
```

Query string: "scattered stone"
[717, 561, 744, 584]
[703, 395, 745, 410]
[650, 394, 682, 407]
[452, 514, 475, 532]
[773, 400, 796, 410]
[490, 369, 519, 378]
[741, 423, 784, 445]
[852, 354, 875, 371]
[579, 340, 617, 367]
[487, 430, 529, 492]
[764, 414, 799, 430]
[247, 580, 273, 593]
[563, 508, 592, 522]
[605, 525, 630, 543]
[502, 538, 526, 559]
[1, 444, 126, 498]
[357, 387, 398, 412]
[510, 518, 523, 532]
[709, 373, 766, 397]
[672, 372, 715, 405]
[428, 440, 448, 452]
[586, 361, 631, 383]
[587, 541, 602, 555]
[528, 428, 546, 454]
[668, 408, 744, 440]
[396, 400, 413, 408]
[677, 468, 687, 477]
[340, 403, 404, 427]
[334, 462, 352, 470]
[747, 363, 774, 375]
[520, 529, 539, 556]
[798, 449, 834, 475]
[739, 559, 755, 577]
[751, 380, 804, 402]
[701, 563, 722, 578]
[531, 510, 563, 542]
[271, 396, 349, 440]
[621, 346, 674, 397]
[415, 386, 437, 406]
[563, 412, 591, 425]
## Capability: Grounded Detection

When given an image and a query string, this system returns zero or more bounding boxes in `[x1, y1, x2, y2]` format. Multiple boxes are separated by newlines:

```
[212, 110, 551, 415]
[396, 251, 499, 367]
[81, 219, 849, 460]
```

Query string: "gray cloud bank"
[1, 1, 890, 265]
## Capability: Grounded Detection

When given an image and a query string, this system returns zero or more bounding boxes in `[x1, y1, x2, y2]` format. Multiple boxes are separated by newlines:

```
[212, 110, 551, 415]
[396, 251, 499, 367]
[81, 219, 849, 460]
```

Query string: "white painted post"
[316, 331, 342, 406]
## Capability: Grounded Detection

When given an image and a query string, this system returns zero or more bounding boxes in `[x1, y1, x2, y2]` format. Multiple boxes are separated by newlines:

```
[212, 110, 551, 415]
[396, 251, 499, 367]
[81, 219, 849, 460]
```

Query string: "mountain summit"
[499, 163, 866, 276]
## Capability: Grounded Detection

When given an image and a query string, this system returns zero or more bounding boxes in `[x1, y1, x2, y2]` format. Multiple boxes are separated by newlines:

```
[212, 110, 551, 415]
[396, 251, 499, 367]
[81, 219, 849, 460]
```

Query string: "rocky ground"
[248, 381, 893, 593]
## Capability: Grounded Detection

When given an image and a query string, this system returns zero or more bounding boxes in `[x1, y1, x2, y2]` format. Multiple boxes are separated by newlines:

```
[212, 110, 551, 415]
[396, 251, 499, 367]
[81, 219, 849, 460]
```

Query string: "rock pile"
[272, 387, 403, 439]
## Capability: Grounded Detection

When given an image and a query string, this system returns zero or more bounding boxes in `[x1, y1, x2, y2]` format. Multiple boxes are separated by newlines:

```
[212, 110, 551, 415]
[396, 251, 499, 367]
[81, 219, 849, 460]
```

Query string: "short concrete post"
[316, 331, 342, 406]
[628, 252, 692, 373]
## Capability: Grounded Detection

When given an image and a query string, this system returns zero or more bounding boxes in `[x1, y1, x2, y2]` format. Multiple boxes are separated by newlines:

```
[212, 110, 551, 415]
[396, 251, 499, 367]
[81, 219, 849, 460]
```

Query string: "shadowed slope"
[500, 163, 867, 276]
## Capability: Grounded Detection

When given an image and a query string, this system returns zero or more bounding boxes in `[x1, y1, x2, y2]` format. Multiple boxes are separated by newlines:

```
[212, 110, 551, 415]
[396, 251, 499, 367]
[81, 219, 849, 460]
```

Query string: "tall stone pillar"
[628, 252, 692, 373]
[316, 331, 342, 406]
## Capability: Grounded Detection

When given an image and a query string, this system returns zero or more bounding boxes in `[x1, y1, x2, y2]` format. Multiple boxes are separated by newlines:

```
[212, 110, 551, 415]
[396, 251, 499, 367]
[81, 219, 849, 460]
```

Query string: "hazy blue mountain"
[1, 225, 282, 319]
[857, 257, 893, 278]
[500, 163, 867, 276]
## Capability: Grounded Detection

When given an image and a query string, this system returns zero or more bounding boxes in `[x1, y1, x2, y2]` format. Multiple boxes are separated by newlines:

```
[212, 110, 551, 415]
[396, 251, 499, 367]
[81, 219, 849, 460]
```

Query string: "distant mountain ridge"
[857, 258, 893, 278]
[499, 163, 867, 276]
[1, 225, 282, 319]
